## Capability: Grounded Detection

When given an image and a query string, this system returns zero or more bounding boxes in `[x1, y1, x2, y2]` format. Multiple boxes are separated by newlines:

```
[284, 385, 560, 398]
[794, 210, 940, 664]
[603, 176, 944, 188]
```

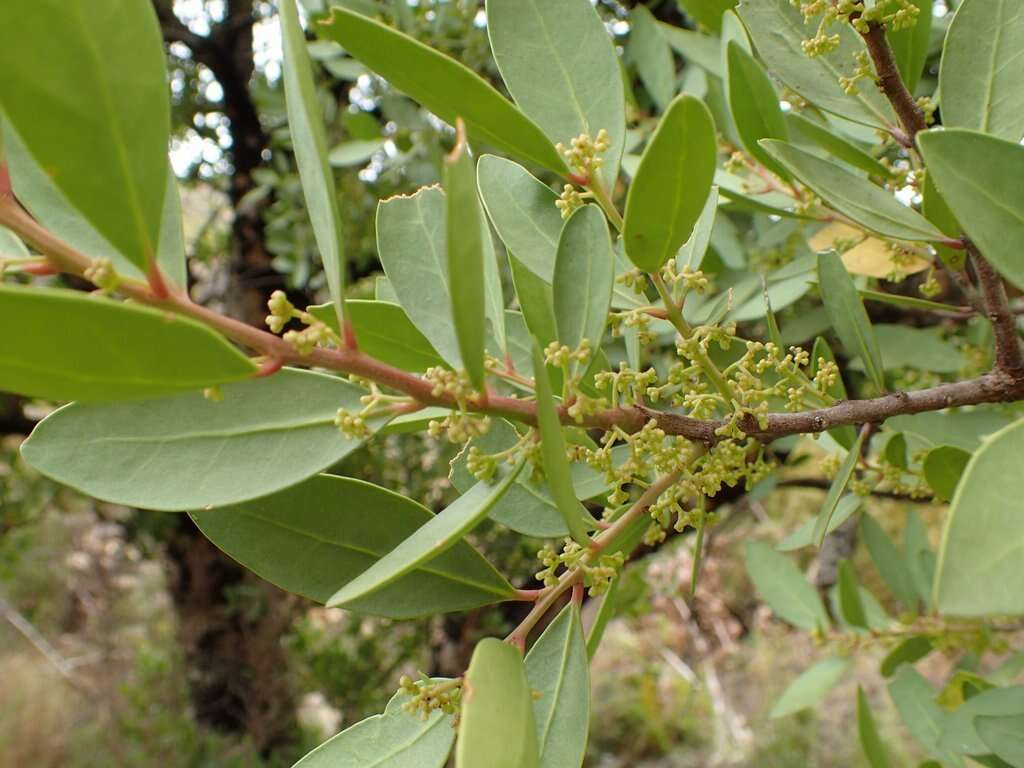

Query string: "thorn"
[255, 358, 284, 378]
[147, 262, 171, 300]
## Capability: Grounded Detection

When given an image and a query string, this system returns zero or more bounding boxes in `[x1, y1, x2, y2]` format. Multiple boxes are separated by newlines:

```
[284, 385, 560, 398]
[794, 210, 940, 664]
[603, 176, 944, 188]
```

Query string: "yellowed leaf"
[808, 222, 929, 279]
[841, 238, 930, 278]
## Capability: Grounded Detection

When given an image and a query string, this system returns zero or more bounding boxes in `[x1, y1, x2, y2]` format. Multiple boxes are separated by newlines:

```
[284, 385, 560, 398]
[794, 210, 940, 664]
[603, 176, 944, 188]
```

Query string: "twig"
[969, 242, 1024, 374]
[858, 21, 927, 142]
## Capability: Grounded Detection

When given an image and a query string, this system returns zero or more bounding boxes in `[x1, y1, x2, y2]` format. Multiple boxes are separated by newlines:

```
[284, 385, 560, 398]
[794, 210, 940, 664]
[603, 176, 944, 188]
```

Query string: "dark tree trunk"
[154, 1, 300, 753]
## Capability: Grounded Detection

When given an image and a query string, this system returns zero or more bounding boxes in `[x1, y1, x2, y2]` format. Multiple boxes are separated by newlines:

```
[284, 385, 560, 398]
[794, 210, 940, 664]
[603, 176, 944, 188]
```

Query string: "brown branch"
[4, 190, 1024, 447]
[969, 242, 1024, 374]
[859, 21, 927, 141]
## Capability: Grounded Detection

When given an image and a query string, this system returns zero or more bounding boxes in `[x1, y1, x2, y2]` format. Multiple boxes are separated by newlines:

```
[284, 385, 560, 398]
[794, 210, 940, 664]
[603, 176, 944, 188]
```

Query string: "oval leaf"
[531, 342, 593, 546]
[786, 113, 894, 180]
[291, 683, 455, 768]
[4, 124, 186, 287]
[319, 8, 565, 175]
[377, 186, 461, 366]
[880, 636, 933, 679]
[192, 474, 515, 618]
[485, 0, 625, 187]
[887, 0, 932, 94]
[307, 300, 445, 372]
[770, 657, 849, 718]
[861, 513, 919, 610]
[922, 445, 971, 503]
[629, 6, 676, 113]
[917, 129, 1024, 291]
[444, 129, 487, 389]
[812, 428, 868, 546]
[326, 464, 523, 607]
[21, 369, 380, 510]
[554, 205, 614, 358]
[736, 0, 896, 129]
[934, 420, 1024, 616]
[0, 285, 254, 402]
[818, 252, 886, 392]
[477, 155, 564, 282]
[726, 41, 789, 179]
[745, 541, 829, 631]
[0, 0, 170, 271]
[280, 0, 347, 320]
[623, 94, 717, 272]
[763, 140, 942, 242]
[525, 604, 589, 768]
[939, 0, 1024, 142]
[977, 715, 1024, 766]
[457, 638, 539, 768]
[857, 686, 893, 768]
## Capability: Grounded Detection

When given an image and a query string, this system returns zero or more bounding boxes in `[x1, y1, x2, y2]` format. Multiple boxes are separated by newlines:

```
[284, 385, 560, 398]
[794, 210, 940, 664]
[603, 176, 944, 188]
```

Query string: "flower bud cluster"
[399, 675, 461, 720]
[535, 539, 624, 596]
[791, 0, 919, 59]
[555, 184, 585, 220]
[556, 129, 611, 181]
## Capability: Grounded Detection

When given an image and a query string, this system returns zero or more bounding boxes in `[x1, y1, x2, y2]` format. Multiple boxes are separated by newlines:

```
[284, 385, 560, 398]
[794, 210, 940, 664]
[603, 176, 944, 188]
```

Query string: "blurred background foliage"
[3, 0, 1021, 765]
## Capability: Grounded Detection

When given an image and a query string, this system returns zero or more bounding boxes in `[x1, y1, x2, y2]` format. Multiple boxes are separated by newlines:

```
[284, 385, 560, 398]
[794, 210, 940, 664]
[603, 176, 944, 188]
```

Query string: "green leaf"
[837, 559, 868, 629]
[307, 300, 445, 372]
[941, 686, 1024, 756]
[4, 124, 187, 286]
[586, 576, 619, 659]
[444, 131, 487, 389]
[281, 0, 346, 322]
[922, 445, 971, 503]
[867, 325, 966, 374]
[326, 464, 523, 607]
[660, 24, 722, 77]
[939, 0, 1024, 142]
[525, 604, 589, 768]
[880, 636, 933, 678]
[554, 205, 614, 359]
[887, 0, 932, 94]
[777, 494, 862, 551]
[725, 42, 789, 180]
[785, 113, 894, 180]
[811, 337, 858, 449]
[485, 0, 624, 187]
[629, 6, 676, 112]
[922, 171, 965, 270]
[192, 475, 514, 618]
[0, 226, 27, 258]
[978, 715, 1024, 766]
[531, 342, 593, 546]
[291, 683, 455, 768]
[319, 9, 565, 175]
[736, 0, 896, 129]
[328, 138, 386, 167]
[477, 155, 563, 282]
[763, 140, 942, 242]
[456, 638, 539, 768]
[510, 255, 560, 355]
[857, 687, 893, 768]
[818, 252, 886, 392]
[0, 0, 170, 273]
[676, 186, 718, 272]
[771, 657, 849, 718]
[904, 509, 936, 610]
[623, 95, 717, 272]
[377, 186, 461, 366]
[888, 667, 959, 764]
[935, 420, 1024, 616]
[0, 285, 253, 402]
[812, 428, 867, 546]
[745, 541, 829, 631]
[21, 369, 384, 510]
[861, 513, 919, 610]
[676, 0, 737, 34]
[450, 420, 609, 538]
[917, 129, 1024, 291]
